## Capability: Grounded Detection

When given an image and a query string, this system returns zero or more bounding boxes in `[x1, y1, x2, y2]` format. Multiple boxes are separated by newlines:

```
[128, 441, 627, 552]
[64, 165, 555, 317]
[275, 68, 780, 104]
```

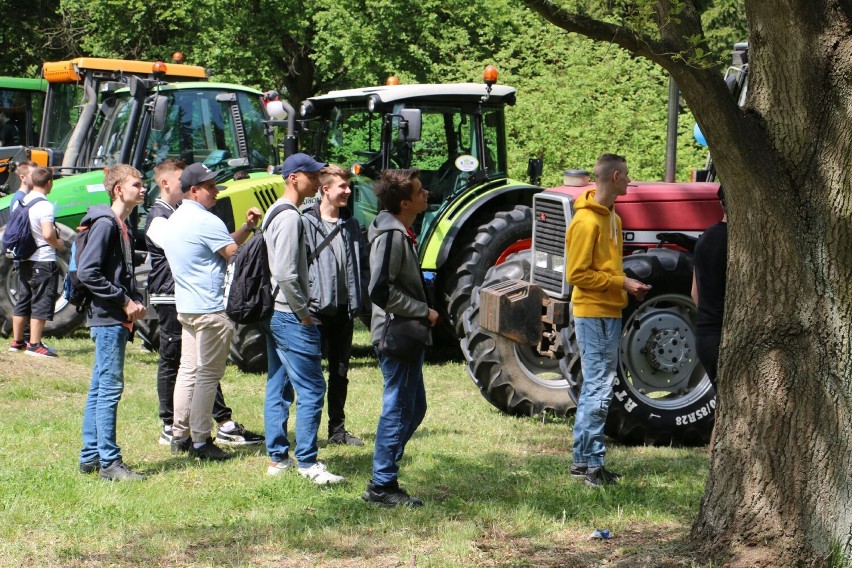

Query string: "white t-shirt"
[22, 191, 56, 262]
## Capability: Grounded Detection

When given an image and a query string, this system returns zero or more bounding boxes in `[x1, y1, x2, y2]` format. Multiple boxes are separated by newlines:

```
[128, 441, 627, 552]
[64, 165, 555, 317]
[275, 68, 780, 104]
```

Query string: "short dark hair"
[717, 184, 726, 207]
[373, 168, 420, 214]
[594, 153, 627, 181]
[16, 159, 37, 179]
[30, 167, 53, 189]
[153, 158, 186, 184]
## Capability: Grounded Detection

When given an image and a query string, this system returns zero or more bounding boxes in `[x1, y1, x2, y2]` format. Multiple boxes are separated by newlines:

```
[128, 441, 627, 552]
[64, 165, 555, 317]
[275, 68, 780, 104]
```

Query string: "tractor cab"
[297, 82, 515, 239]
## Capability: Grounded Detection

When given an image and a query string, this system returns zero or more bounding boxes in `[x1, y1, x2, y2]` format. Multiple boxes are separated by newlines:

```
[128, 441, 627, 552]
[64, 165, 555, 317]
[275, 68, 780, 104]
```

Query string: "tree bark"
[522, 0, 852, 564]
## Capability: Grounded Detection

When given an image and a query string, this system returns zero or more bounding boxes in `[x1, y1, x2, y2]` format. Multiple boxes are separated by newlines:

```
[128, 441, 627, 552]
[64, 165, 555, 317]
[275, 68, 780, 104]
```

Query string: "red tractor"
[460, 180, 722, 445]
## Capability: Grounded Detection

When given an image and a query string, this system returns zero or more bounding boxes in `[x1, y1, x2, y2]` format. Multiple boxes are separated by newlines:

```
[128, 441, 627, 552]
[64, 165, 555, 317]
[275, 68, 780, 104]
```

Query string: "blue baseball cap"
[281, 153, 326, 178]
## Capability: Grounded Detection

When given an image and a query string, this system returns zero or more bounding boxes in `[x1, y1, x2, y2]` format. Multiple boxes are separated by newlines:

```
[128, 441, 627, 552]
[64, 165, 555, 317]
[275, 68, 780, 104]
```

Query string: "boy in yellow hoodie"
[566, 153, 651, 488]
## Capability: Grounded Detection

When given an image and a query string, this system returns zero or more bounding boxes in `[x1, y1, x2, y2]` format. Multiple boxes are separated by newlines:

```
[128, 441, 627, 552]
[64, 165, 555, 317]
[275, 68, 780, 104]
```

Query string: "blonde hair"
[103, 164, 142, 201]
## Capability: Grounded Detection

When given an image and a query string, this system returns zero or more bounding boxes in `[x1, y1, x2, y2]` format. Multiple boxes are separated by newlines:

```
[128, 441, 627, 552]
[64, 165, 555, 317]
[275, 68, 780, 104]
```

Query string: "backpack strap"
[259, 202, 300, 299]
[308, 222, 342, 264]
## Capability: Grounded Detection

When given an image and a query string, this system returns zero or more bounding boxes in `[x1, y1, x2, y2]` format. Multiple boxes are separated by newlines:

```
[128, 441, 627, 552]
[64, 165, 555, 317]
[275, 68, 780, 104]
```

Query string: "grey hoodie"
[263, 198, 310, 319]
[367, 210, 431, 346]
[302, 203, 369, 319]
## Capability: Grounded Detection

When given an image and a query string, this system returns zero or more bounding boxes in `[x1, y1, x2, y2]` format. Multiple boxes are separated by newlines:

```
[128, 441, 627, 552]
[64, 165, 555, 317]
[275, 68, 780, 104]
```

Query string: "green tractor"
[0, 76, 47, 190]
[0, 57, 288, 344]
[226, 72, 543, 372]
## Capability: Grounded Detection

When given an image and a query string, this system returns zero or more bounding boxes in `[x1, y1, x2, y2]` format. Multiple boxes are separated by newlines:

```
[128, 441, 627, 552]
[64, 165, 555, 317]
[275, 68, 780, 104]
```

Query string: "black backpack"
[2, 196, 47, 261]
[225, 203, 296, 324]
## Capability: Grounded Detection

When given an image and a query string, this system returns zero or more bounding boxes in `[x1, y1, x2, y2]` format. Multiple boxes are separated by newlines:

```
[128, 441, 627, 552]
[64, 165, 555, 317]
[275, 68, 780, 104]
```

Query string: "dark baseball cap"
[180, 162, 224, 192]
[281, 153, 326, 178]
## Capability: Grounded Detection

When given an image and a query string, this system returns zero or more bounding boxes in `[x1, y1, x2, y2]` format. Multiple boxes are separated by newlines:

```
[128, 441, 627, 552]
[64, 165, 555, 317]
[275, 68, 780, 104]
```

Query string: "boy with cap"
[147, 159, 264, 448]
[263, 153, 345, 484]
[154, 162, 261, 461]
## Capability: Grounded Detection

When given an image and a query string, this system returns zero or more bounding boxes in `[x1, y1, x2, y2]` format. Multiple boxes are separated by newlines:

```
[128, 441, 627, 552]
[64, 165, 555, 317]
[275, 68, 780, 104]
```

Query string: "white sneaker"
[266, 457, 296, 476]
[297, 462, 345, 485]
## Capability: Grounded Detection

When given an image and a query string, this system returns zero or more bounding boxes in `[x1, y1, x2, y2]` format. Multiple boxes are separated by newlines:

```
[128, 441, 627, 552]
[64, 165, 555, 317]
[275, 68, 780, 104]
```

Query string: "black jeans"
[317, 309, 354, 437]
[154, 304, 231, 426]
[695, 332, 721, 392]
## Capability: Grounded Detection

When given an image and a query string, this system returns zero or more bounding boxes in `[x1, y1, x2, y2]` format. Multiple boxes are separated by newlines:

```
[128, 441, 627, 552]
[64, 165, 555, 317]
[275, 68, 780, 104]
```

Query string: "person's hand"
[124, 299, 147, 322]
[624, 277, 652, 301]
[426, 308, 439, 327]
[245, 207, 262, 230]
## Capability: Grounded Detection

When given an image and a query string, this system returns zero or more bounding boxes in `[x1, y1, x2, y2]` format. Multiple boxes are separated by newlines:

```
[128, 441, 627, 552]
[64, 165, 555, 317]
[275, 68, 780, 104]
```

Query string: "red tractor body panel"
[546, 181, 722, 247]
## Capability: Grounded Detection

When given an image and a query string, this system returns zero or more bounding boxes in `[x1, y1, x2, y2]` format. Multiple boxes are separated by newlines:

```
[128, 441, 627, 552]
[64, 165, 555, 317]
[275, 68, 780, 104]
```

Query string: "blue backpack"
[2, 196, 46, 261]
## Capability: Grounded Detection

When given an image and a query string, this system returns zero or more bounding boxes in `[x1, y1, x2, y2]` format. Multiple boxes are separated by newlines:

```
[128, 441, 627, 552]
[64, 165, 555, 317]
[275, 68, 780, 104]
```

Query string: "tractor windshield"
[91, 88, 274, 176]
[40, 83, 83, 151]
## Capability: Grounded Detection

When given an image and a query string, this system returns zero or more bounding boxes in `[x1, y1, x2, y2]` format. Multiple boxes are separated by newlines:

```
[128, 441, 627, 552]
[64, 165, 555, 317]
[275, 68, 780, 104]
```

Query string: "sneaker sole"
[8, 347, 25, 352]
[159, 436, 172, 446]
[24, 350, 57, 358]
[299, 473, 345, 485]
[216, 437, 264, 446]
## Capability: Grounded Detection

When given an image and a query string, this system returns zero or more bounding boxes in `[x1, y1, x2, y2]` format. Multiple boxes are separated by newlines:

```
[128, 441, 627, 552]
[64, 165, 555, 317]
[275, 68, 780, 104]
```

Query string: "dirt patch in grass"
[472, 524, 703, 567]
[0, 350, 90, 381]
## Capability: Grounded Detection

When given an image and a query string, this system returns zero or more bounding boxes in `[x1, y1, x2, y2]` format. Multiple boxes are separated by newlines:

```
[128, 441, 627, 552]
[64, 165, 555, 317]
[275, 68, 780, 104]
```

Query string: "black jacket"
[77, 204, 140, 326]
[144, 199, 175, 300]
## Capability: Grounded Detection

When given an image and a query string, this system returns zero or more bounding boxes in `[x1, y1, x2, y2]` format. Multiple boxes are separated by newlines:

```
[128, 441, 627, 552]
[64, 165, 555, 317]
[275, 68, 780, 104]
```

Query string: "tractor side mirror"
[397, 109, 422, 142]
[151, 95, 169, 132]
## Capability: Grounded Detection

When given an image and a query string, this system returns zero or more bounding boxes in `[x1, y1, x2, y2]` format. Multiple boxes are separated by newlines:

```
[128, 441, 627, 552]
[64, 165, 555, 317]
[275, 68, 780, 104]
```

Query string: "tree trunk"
[690, 2, 852, 565]
[522, 0, 852, 564]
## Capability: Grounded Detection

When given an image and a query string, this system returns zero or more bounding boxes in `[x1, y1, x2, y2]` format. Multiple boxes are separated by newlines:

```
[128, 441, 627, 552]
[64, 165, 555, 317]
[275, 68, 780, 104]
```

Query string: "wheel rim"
[506, 339, 565, 389]
[495, 238, 532, 265]
[619, 293, 712, 409]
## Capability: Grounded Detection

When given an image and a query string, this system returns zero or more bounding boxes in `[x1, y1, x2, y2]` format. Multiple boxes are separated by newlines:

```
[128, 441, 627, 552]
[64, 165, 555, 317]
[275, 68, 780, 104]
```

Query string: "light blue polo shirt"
[160, 200, 234, 314]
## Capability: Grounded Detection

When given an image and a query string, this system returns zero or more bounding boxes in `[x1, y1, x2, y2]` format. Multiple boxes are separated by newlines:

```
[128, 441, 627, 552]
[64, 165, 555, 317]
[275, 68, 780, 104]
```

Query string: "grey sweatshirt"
[262, 198, 310, 320]
[367, 210, 431, 346]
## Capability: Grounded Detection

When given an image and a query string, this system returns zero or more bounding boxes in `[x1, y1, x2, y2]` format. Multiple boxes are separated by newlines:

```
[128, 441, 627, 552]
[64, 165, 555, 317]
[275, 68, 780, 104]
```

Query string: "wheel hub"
[645, 327, 692, 373]
[621, 299, 697, 393]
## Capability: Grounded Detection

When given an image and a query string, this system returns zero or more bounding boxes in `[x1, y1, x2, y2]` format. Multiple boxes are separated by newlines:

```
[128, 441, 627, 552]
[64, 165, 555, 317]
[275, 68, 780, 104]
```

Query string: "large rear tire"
[229, 322, 267, 374]
[0, 223, 86, 338]
[602, 249, 715, 446]
[446, 206, 533, 339]
[460, 251, 576, 417]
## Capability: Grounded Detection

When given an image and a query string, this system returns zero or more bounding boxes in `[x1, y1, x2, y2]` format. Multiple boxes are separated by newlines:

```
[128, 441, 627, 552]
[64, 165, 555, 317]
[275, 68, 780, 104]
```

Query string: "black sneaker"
[570, 463, 587, 478]
[79, 459, 100, 474]
[216, 422, 264, 446]
[362, 483, 423, 507]
[329, 430, 364, 446]
[189, 438, 234, 461]
[8, 339, 27, 352]
[584, 466, 621, 488]
[171, 436, 191, 455]
[159, 426, 173, 446]
[99, 460, 145, 481]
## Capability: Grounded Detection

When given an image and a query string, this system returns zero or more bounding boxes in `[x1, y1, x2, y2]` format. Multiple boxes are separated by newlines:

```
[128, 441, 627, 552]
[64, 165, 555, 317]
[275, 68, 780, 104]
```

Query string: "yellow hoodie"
[565, 189, 627, 318]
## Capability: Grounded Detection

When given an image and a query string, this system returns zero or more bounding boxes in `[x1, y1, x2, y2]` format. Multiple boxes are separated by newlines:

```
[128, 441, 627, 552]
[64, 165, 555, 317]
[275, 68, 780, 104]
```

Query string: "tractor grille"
[253, 184, 280, 211]
[531, 192, 573, 298]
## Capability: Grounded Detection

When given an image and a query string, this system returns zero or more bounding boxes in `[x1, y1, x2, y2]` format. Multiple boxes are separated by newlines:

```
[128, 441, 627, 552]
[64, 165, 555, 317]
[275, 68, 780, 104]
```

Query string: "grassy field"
[0, 323, 711, 567]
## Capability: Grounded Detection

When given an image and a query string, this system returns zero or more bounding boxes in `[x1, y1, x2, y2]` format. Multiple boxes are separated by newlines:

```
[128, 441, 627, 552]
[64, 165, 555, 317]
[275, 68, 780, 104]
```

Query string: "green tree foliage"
[6, 0, 741, 184]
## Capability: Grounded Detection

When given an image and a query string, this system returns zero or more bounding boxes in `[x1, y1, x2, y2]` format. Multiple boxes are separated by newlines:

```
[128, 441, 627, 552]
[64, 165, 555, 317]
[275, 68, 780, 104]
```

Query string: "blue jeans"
[372, 349, 427, 487]
[264, 311, 326, 467]
[80, 325, 130, 467]
[572, 317, 621, 469]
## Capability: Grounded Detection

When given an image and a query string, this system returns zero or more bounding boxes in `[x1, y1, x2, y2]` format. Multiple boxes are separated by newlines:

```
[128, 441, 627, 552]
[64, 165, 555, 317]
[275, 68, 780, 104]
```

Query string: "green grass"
[0, 324, 711, 567]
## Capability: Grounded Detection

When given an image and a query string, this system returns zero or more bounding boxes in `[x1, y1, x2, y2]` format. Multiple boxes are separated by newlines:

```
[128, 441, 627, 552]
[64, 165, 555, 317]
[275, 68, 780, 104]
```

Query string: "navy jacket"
[77, 204, 141, 326]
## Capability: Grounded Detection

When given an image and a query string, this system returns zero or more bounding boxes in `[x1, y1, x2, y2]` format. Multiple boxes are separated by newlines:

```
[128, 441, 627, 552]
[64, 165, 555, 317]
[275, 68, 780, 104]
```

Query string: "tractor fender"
[419, 179, 540, 271]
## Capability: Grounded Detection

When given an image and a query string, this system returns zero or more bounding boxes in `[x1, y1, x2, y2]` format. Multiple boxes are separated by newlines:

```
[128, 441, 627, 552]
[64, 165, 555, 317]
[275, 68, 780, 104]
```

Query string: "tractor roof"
[42, 58, 208, 84]
[307, 83, 517, 106]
